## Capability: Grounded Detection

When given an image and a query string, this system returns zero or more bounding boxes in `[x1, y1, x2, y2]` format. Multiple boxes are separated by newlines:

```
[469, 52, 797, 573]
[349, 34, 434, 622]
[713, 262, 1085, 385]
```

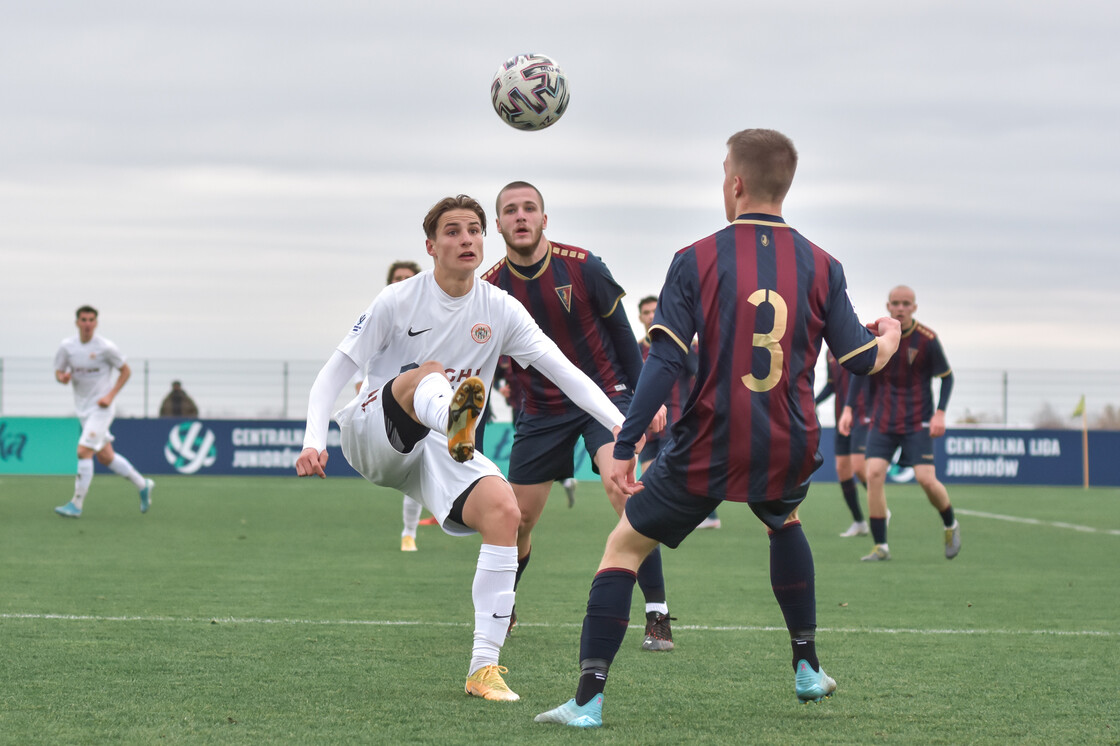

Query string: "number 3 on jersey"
[741, 288, 787, 392]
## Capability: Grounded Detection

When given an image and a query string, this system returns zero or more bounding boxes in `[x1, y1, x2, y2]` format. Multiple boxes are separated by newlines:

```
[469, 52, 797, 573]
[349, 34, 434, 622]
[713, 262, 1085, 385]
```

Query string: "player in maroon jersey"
[636, 295, 719, 529]
[482, 182, 673, 651]
[856, 285, 959, 562]
[536, 128, 900, 728]
[817, 349, 870, 536]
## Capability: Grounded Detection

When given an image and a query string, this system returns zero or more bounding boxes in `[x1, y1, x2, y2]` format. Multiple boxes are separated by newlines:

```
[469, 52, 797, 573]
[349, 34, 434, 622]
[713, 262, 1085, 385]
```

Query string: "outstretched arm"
[529, 346, 625, 431]
[297, 350, 359, 478]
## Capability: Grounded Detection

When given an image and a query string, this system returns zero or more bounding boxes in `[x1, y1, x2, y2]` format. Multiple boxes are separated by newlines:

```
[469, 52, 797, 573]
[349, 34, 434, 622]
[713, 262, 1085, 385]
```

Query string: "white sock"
[401, 495, 422, 538]
[645, 602, 669, 616]
[412, 372, 454, 434]
[107, 453, 146, 489]
[73, 458, 94, 509]
[469, 544, 517, 675]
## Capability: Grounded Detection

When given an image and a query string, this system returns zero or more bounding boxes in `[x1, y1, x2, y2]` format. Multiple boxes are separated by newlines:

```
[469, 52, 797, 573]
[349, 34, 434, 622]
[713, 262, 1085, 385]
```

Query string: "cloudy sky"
[3, 0, 1119, 379]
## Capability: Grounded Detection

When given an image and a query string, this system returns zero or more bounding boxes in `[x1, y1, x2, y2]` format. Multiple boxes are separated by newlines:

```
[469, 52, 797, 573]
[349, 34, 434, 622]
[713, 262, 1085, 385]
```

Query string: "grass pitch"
[1, 474, 1118, 744]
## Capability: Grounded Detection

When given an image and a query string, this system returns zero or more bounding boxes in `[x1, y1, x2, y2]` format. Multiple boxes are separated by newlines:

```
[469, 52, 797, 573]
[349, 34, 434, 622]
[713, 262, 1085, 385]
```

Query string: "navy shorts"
[507, 398, 629, 484]
[835, 420, 869, 457]
[866, 429, 934, 467]
[625, 454, 809, 548]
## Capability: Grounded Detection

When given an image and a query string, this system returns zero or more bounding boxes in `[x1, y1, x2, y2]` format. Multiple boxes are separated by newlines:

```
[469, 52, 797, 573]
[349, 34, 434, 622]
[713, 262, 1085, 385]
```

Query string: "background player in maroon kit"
[858, 285, 960, 562]
[637, 295, 719, 529]
[482, 182, 674, 651]
[536, 128, 900, 728]
[817, 349, 869, 536]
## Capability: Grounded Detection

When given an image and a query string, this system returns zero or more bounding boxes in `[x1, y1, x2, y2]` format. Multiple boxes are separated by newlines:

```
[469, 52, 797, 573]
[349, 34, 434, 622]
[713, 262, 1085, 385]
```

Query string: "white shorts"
[78, 407, 116, 451]
[335, 389, 504, 537]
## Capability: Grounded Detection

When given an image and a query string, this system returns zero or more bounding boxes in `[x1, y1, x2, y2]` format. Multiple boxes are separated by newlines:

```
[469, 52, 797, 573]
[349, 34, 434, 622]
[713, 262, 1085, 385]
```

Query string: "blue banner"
[21, 418, 1120, 487]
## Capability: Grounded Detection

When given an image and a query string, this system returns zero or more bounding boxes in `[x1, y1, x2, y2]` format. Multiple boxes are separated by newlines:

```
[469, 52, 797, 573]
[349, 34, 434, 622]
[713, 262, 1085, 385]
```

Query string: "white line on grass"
[955, 508, 1120, 535]
[1, 612, 1113, 637]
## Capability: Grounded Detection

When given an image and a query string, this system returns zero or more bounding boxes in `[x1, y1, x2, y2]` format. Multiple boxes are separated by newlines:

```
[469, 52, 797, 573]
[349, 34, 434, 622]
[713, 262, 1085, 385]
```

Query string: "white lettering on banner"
[230, 428, 340, 448]
[945, 437, 1025, 456]
[945, 458, 1021, 478]
[232, 429, 304, 447]
[232, 448, 301, 469]
[1029, 438, 1061, 457]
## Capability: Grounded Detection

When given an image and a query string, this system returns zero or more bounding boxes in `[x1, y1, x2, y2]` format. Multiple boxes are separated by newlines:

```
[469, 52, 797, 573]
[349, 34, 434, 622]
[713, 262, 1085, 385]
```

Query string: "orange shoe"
[447, 377, 484, 463]
[418, 516, 440, 526]
[465, 664, 519, 701]
[400, 535, 417, 552]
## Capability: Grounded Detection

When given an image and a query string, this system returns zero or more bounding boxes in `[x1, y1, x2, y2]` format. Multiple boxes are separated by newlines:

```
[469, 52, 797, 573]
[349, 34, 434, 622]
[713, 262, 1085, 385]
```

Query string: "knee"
[494, 495, 522, 535]
[96, 451, 114, 466]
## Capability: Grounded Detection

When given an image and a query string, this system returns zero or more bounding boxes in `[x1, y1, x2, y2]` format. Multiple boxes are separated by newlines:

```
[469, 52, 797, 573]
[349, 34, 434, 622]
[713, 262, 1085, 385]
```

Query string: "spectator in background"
[159, 381, 199, 418]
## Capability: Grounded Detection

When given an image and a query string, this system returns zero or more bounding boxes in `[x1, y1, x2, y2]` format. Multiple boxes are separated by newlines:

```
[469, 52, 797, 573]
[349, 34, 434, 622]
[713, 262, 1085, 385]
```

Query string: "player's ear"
[541, 213, 547, 230]
[425, 239, 435, 257]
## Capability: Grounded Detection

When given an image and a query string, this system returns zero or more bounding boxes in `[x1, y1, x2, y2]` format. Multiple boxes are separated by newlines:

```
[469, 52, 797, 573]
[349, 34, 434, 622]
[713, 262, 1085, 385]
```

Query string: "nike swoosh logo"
[407, 327, 432, 336]
[491, 613, 513, 619]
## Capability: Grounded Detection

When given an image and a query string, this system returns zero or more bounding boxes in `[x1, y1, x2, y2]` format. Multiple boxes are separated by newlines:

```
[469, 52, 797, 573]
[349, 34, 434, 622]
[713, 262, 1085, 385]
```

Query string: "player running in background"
[53, 306, 154, 518]
[482, 182, 674, 651]
[816, 349, 869, 536]
[636, 295, 719, 530]
[379, 259, 441, 552]
[536, 128, 900, 728]
[296, 195, 626, 702]
[856, 285, 960, 562]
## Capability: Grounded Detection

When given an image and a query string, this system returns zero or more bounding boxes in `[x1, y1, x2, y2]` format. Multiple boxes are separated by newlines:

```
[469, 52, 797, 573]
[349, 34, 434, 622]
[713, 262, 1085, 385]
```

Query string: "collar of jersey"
[900, 320, 919, 338]
[506, 242, 553, 281]
[731, 213, 786, 227]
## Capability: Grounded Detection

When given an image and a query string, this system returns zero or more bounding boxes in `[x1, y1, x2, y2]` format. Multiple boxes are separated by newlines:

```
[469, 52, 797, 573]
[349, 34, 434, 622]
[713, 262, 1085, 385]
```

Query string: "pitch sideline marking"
[954, 508, 1120, 535]
[0, 612, 1113, 637]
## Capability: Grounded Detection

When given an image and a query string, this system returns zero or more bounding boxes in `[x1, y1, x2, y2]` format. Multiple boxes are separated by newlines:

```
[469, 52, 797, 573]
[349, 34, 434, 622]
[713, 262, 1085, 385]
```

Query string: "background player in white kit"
[296, 195, 628, 703]
[53, 306, 154, 518]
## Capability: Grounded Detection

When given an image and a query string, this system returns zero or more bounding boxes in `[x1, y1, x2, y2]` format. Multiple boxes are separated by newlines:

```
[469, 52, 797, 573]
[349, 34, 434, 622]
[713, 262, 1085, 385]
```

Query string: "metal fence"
[1, 356, 1117, 429]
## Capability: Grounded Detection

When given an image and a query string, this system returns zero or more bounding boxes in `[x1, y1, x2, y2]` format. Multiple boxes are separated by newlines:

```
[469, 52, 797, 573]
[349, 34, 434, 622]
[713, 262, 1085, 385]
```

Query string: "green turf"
[1, 475, 1118, 744]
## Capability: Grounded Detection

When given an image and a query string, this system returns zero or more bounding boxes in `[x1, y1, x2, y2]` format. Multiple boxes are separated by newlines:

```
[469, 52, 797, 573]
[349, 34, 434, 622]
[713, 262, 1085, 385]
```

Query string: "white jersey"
[337, 270, 552, 405]
[54, 335, 126, 418]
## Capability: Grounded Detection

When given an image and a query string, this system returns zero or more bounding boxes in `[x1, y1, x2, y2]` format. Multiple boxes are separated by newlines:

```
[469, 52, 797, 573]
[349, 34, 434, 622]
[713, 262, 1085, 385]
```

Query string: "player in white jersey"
[53, 306, 154, 518]
[296, 195, 628, 703]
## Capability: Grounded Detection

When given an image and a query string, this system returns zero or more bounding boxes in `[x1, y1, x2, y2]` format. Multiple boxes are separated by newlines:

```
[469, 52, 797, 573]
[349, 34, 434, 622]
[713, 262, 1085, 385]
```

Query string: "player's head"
[495, 181, 548, 260]
[887, 285, 917, 327]
[723, 129, 798, 221]
[386, 260, 421, 285]
[423, 195, 487, 275]
[638, 295, 657, 331]
[75, 305, 98, 341]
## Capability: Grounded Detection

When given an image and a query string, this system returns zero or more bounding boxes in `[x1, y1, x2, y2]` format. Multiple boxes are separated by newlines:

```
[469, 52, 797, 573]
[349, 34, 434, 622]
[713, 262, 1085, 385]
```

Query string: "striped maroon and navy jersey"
[640, 335, 698, 436]
[641, 214, 879, 502]
[867, 321, 951, 434]
[482, 242, 636, 415]
[823, 350, 869, 424]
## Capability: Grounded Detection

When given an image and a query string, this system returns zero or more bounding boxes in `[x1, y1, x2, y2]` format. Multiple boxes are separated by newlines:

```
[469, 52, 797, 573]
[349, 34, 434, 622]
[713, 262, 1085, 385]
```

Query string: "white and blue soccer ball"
[490, 53, 570, 131]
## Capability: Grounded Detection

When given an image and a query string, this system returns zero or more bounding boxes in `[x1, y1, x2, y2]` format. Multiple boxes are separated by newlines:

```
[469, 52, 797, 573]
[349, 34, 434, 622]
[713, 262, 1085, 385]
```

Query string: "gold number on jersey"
[741, 289, 787, 392]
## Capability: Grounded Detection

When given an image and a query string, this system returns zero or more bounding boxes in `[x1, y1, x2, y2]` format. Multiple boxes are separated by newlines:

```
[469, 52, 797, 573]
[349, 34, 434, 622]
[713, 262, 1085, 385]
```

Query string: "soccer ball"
[490, 53, 570, 131]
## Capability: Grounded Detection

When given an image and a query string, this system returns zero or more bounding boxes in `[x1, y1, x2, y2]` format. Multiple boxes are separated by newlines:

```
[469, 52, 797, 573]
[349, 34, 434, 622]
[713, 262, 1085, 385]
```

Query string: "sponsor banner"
[0, 418, 81, 475]
[109, 419, 360, 477]
[6, 418, 1119, 486]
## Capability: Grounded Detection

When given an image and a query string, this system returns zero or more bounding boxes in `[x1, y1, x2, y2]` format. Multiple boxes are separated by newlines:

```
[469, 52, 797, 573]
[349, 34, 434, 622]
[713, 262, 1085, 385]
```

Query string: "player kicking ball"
[296, 195, 627, 702]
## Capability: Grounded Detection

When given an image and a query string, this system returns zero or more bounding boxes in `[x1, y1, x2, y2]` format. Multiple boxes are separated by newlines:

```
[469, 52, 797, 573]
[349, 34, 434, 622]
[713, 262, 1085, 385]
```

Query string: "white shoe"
[840, 520, 869, 537]
[696, 516, 721, 530]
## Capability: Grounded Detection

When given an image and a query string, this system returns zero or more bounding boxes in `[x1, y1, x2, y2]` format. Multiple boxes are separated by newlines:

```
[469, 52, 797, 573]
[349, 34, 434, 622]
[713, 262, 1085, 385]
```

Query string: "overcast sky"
[3, 0, 1119, 376]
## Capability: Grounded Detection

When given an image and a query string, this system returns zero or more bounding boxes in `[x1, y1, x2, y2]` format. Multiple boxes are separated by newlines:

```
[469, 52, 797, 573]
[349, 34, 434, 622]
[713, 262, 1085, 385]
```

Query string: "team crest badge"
[908, 348, 919, 365]
[471, 323, 492, 344]
[555, 285, 573, 313]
